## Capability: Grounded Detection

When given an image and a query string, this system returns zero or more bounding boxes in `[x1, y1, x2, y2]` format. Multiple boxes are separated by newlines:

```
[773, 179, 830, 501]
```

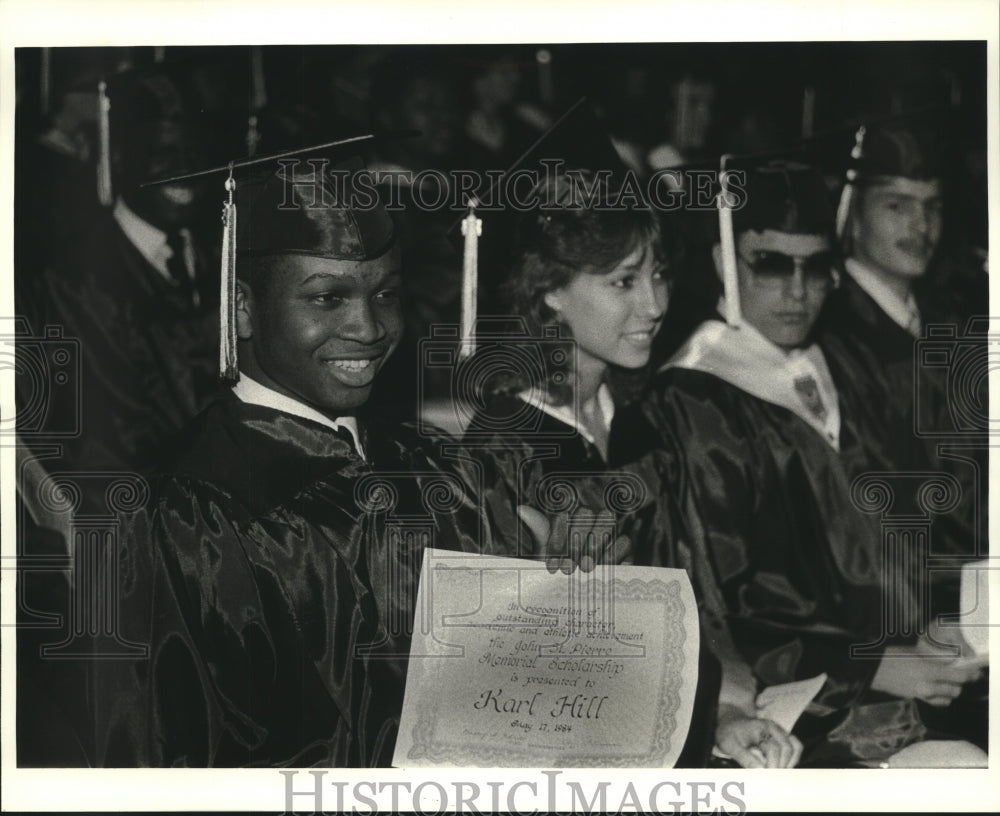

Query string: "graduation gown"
[463, 391, 723, 767]
[15, 211, 224, 767]
[819, 275, 986, 614]
[94, 394, 494, 767]
[35, 211, 223, 495]
[642, 320, 949, 766]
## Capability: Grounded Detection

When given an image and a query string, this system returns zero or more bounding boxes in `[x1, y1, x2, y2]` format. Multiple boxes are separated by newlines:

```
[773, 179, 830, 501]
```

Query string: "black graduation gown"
[93, 394, 494, 767]
[16, 212, 223, 767]
[641, 362, 958, 766]
[819, 276, 986, 615]
[36, 212, 223, 495]
[463, 392, 722, 767]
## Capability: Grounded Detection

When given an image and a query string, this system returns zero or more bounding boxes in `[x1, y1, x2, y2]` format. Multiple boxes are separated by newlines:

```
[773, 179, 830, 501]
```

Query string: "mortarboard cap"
[452, 98, 637, 356]
[833, 118, 945, 241]
[851, 124, 945, 183]
[729, 159, 835, 236]
[233, 153, 394, 262]
[96, 61, 200, 206]
[144, 134, 397, 380]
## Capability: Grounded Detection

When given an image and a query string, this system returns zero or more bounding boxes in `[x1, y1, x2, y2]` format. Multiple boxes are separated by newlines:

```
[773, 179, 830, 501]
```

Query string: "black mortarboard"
[144, 135, 396, 380]
[233, 153, 393, 262]
[716, 156, 834, 327]
[96, 62, 196, 206]
[729, 159, 835, 236]
[833, 121, 944, 241]
[452, 98, 634, 357]
[852, 124, 945, 183]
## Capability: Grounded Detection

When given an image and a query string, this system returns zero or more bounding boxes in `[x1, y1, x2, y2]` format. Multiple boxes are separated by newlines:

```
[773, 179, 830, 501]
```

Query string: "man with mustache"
[637, 160, 985, 767]
[823, 125, 946, 427]
[819, 124, 989, 754]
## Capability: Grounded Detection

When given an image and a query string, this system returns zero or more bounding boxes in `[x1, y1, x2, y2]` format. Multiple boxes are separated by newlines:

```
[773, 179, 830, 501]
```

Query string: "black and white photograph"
[1, 0, 997, 812]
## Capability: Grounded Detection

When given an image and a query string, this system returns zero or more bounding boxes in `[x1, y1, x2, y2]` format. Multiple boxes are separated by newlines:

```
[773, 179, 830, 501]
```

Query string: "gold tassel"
[459, 201, 482, 360]
[717, 158, 741, 328]
[835, 125, 866, 242]
[219, 165, 239, 381]
[96, 80, 113, 207]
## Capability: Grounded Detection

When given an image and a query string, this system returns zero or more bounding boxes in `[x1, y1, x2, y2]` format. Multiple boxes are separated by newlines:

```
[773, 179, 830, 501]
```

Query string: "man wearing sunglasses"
[634, 161, 985, 767]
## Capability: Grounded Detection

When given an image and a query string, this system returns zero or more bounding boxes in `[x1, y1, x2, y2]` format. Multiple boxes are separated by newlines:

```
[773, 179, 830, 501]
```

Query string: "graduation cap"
[143, 134, 396, 381]
[834, 122, 945, 240]
[95, 61, 199, 207]
[716, 155, 835, 327]
[453, 97, 633, 358]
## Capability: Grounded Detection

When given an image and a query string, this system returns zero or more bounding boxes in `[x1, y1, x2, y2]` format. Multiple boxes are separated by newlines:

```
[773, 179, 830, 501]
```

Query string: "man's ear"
[235, 279, 255, 340]
[710, 243, 724, 282]
[542, 289, 564, 315]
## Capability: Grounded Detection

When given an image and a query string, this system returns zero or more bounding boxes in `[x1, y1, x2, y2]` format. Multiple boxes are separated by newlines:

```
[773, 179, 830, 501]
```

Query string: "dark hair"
[495, 169, 668, 405]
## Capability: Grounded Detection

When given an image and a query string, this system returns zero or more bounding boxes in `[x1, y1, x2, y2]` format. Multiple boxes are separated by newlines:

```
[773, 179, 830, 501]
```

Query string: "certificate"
[392, 549, 700, 768]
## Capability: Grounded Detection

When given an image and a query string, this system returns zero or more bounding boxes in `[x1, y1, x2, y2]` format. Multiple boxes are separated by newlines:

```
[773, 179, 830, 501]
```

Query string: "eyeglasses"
[737, 250, 836, 288]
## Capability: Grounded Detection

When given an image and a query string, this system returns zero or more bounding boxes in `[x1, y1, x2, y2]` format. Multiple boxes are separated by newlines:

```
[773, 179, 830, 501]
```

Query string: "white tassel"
[96, 81, 113, 207]
[717, 164, 741, 328]
[219, 168, 239, 381]
[459, 202, 482, 360]
[835, 125, 866, 242]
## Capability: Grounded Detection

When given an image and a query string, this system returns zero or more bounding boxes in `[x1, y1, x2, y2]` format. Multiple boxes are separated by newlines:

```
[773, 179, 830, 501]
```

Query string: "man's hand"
[871, 644, 986, 707]
[517, 505, 631, 573]
[715, 704, 803, 768]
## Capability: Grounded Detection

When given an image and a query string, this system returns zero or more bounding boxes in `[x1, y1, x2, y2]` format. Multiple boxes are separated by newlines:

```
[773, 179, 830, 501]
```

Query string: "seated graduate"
[820, 124, 987, 618]
[94, 137, 614, 769]
[15, 62, 223, 769]
[462, 167, 802, 769]
[640, 159, 986, 767]
[34, 66, 222, 496]
[90, 141, 504, 768]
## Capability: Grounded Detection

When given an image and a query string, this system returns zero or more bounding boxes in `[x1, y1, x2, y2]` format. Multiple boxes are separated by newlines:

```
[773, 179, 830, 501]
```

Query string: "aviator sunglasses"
[737, 249, 837, 288]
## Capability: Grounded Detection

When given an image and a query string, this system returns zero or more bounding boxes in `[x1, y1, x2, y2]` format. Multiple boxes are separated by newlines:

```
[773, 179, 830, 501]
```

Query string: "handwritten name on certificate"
[392, 548, 700, 768]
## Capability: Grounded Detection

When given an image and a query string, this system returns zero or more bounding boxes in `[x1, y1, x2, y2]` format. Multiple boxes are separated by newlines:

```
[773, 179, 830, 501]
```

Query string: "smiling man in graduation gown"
[91, 146, 507, 768]
[641, 161, 985, 767]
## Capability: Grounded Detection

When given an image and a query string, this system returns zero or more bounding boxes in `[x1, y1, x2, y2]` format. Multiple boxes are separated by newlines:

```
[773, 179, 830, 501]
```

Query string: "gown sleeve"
[96, 473, 403, 767]
[642, 373, 885, 714]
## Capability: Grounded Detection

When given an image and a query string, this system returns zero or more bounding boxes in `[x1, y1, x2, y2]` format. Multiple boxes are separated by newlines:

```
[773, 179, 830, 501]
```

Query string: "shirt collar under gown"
[231, 373, 366, 460]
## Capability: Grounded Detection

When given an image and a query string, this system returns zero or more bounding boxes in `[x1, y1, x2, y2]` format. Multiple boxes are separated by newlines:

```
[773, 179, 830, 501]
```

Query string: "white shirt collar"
[516, 383, 615, 447]
[231, 374, 366, 460]
[112, 197, 191, 284]
[845, 257, 921, 337]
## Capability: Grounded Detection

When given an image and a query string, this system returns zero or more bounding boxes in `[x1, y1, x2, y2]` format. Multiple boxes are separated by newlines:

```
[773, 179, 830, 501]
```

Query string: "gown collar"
[663, 318, 842, 450]
[232, 374, 366, 460]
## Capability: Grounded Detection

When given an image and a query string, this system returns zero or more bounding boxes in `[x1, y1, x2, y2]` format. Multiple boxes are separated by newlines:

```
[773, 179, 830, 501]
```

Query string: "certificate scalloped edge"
[403, 576, 693, 768]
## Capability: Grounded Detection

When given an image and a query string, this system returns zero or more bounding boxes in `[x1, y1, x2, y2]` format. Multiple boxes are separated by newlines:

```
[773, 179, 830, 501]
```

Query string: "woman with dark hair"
[462, 170, 802, 767]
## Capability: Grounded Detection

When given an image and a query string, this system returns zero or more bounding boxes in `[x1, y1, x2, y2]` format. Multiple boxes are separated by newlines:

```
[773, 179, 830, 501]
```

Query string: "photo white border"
[1, 0, 997, 811]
